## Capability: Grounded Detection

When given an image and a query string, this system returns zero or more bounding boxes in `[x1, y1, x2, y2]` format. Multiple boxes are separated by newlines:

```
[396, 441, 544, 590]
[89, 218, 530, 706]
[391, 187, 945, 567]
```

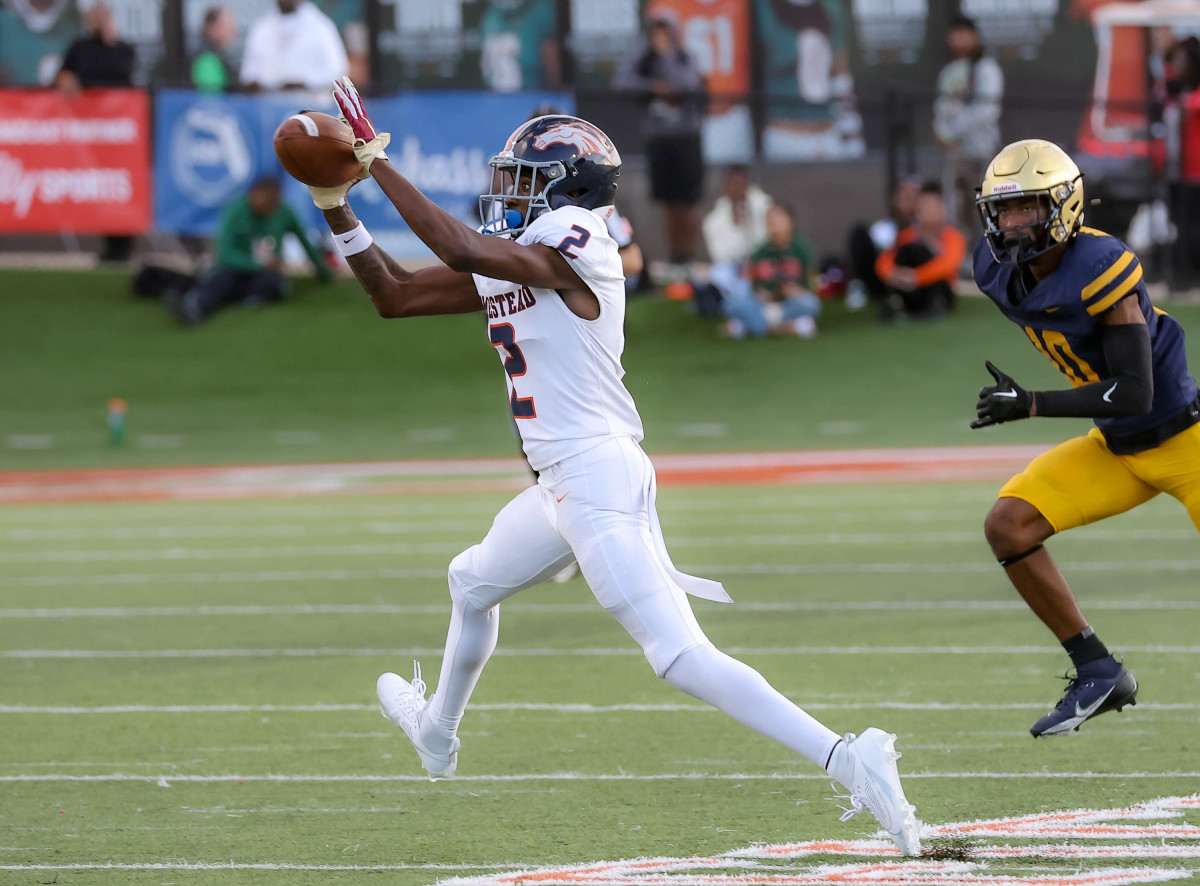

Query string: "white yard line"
[8, 559, 1200, 587]
[3, 531, 1194, 564]
[6, 567, 449, 586]
[0, 520, 480, 541]
[6, 645, 1200, 660]
[2, 702, 1196, 715]
[0, 862, 525, 871]
[2, 771, 1199, 783]
[0, 510, 1002, 539]
[2, 600, 1195, 619]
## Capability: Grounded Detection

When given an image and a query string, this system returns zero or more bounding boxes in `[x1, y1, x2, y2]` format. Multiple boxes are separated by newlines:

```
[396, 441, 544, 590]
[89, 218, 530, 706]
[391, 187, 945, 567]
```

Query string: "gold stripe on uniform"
[1043, 330, 1100, 385]
[1087, 262, 1143, 315]
[1024, 326, 1052, 360]
[1081, 250, 1135, 301]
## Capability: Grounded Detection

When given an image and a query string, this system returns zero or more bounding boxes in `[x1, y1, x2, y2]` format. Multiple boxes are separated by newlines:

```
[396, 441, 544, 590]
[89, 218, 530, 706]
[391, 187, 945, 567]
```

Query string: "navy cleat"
[1030, 657, 1138, 738]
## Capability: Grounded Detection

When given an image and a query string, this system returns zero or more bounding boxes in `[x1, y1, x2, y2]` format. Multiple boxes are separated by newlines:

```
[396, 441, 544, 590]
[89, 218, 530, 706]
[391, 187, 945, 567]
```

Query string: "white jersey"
[472, 205, 644, 471]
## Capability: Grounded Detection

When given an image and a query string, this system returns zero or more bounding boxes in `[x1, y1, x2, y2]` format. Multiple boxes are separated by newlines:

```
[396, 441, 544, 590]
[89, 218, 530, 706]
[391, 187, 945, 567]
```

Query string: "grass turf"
[11, 267, 1200, 470]
[1, 483, 1198, 885]
[2, 270, 1199, 883]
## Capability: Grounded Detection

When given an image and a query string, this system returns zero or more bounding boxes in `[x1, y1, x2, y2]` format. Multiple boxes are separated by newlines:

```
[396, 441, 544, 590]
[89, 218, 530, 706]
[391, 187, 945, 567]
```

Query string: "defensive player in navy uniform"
[971, 139, 1200, 737]
[305, 77, 922, 853]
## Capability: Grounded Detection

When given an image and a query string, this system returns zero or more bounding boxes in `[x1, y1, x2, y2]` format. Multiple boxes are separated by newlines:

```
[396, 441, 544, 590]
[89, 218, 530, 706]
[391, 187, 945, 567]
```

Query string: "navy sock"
[1062, 627, 1111, 669]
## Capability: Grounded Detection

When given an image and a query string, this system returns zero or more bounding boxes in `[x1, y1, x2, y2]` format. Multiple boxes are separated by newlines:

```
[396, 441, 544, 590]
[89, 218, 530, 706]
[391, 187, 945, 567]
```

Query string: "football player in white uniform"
[313, 77, 921, 855]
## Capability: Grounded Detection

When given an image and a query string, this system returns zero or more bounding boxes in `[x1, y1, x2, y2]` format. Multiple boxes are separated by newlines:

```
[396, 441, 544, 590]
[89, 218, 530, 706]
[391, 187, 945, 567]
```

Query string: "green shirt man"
[216, 180, 329, 278]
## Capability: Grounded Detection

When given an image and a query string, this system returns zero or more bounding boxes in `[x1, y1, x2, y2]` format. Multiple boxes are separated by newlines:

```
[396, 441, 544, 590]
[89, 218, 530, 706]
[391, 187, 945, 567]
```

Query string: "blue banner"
[154, 89, 574, 255]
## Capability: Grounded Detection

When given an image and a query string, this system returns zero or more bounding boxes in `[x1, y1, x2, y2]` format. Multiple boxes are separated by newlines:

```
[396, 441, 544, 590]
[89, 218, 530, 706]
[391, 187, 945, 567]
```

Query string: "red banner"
[0, 89, 151, 235]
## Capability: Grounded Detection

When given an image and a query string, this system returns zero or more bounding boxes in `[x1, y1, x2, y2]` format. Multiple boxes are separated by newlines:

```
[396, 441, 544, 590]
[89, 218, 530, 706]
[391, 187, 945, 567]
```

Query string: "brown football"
[273, 111, 363, 188]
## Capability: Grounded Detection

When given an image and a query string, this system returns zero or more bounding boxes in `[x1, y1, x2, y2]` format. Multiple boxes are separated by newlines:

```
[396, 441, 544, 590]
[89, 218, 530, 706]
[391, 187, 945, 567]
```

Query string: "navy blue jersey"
[973, 227, 1198, 444]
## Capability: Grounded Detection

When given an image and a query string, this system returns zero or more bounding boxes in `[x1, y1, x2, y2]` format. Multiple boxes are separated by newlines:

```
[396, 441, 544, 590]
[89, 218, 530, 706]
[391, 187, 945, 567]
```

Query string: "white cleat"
[376, 664, 460, 781]
[833, 727, 922, 856]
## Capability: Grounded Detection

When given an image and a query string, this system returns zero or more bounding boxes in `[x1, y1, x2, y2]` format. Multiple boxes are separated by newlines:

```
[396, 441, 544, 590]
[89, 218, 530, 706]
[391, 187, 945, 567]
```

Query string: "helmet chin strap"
[1004, 232, 1037, 265]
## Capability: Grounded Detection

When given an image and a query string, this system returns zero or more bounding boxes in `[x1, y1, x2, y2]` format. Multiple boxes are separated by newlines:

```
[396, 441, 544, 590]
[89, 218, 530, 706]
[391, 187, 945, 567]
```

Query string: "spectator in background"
[697, 166, 773, 318]
[191, 5, 238, 93]
[720, 204, 821, 340]
[343, 20, 371, 86]
[1165, 36, 1200, 288]
[933, 15, 1003, 232]
[54, 2, 134, 95]
[875, 182, 965, 322]
[167, 178, 331, 326]
[55, 2, 136, 264]
[702, 166, 774, 267]
[845, 174, 921, 309]
[240, 0, 347, 96]
[616, 12, 706, 271]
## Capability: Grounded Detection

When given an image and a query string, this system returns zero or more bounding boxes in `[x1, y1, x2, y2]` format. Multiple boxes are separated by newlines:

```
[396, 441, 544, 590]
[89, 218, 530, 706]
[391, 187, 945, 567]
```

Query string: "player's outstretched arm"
[332, 77, 582, 294]
[370, 160, 583, 292]
[322, 204, 481, 318]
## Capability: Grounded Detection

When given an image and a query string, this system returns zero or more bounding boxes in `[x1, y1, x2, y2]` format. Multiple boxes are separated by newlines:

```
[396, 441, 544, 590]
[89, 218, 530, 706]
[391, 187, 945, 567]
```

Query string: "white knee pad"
[448, 547, 510, 613]
[447, 550, 480, 609]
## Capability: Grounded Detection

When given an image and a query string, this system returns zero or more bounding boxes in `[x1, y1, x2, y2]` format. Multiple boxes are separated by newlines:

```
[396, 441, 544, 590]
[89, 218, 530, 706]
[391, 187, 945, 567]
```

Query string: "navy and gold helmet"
[976, 139, 1085, 266]
[480, 115, 621, 236]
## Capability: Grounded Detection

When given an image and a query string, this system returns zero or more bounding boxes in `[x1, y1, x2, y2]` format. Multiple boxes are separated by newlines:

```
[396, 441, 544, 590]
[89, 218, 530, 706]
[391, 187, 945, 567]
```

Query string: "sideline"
[0, 445, 1049, 505]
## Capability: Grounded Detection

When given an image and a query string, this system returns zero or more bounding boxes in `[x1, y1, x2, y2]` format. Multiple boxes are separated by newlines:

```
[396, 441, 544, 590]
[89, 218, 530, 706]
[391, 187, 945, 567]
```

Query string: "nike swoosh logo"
[1045, 307, 1061, 313]
[557, 494, 568, 503]
[1103, 382, 1118, 403]
[1074, 685, 1114, 720]
[994, 390, 1019, 399]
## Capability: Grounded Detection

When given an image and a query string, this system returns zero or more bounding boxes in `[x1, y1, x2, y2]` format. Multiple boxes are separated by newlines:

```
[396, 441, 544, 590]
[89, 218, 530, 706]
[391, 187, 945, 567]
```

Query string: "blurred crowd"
[2, 1, 1200, 326]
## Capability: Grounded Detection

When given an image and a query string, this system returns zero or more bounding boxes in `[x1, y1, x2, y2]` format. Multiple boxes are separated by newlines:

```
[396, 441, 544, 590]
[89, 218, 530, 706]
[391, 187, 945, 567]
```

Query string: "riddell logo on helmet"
[991, 182, 1023, 194]
[532, 124, 610, 157]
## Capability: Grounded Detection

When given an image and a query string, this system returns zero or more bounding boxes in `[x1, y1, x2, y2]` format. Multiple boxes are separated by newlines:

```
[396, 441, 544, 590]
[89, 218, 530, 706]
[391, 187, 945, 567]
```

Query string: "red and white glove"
[332, 76, 390, 174]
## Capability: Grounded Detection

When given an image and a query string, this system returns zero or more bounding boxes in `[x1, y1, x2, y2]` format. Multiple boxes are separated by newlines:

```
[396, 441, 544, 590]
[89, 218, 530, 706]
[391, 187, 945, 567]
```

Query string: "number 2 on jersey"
[556, 224, 591, 258]
[489, 323, 536, 419]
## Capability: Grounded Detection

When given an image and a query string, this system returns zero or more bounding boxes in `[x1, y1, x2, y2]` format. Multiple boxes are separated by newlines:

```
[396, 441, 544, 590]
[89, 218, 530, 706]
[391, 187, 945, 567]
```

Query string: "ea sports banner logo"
[532, 123, 615, 160]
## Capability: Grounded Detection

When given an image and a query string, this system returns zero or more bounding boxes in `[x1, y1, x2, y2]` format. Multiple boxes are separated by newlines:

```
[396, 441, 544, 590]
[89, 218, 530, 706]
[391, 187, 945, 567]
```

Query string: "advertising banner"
[154, 88, 572, 255]
[0, 88, 150, 234]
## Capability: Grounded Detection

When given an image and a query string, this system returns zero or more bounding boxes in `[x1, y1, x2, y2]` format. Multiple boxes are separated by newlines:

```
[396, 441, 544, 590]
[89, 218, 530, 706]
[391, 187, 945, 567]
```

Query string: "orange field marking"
[0, 445, 1050, 505]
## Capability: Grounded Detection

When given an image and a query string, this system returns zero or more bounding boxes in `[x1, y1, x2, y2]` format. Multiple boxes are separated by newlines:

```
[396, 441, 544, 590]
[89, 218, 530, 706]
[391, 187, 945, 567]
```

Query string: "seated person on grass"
[719, 204, 821, 339]
[874, 181, 966, 321]
[169, 177, 331, 325]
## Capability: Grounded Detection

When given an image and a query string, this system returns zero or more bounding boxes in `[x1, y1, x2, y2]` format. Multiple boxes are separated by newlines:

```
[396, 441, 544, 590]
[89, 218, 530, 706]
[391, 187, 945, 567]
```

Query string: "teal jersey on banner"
[755, 0, 846, 123]
[0, 2, 81, 86]
[480, 0, 557, 92]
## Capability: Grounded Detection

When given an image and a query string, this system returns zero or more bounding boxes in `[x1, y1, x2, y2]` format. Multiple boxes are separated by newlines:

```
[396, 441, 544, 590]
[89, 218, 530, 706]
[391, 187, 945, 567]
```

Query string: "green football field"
[0, 268, 1158, 470]
[2, 270, 1199, 883]
[2, 481, 1198, 885]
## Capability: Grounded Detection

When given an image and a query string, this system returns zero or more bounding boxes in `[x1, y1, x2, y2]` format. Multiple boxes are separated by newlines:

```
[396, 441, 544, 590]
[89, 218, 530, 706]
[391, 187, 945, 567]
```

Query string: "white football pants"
[421, 434, 842, 769]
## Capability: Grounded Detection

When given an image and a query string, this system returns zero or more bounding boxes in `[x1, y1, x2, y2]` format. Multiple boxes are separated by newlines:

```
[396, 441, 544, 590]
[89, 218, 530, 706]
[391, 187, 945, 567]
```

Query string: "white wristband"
[334, 222, 373, 257]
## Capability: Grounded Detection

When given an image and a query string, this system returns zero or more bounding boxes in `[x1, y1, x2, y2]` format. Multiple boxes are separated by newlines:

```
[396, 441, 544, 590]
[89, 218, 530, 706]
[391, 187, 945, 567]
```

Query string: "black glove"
[971, 360, 1034, 429]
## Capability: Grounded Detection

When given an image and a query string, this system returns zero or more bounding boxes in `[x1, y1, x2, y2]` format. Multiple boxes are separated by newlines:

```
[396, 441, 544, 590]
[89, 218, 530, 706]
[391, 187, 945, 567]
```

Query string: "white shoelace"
[830, 782, 865, 823]
[409, 661, 427, 713]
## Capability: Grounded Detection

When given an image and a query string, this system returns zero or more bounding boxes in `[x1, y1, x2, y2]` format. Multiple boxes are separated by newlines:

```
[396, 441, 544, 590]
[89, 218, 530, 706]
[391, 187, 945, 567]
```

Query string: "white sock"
[826, 738, 853, 787]
[663, 644, 842, 768]
[422, 599, 498, 744]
